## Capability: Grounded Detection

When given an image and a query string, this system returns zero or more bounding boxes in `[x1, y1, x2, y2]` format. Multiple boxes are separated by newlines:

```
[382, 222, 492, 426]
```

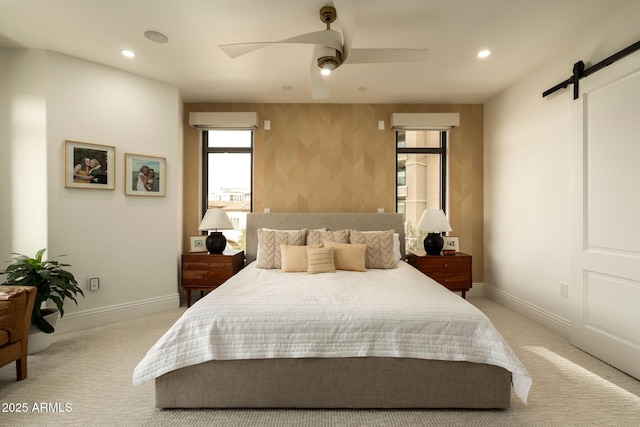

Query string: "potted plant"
[0, 249, 84, 337]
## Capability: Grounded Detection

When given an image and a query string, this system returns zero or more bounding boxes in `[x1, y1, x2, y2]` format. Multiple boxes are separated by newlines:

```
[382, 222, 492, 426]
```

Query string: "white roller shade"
[189, 112, 259, 130]
[390, 113, 460, 130]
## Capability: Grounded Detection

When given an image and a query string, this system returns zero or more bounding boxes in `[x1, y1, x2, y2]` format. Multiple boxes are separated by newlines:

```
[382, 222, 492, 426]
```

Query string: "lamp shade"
[416, 209, 452, 233]
[198, 208, 233, 231]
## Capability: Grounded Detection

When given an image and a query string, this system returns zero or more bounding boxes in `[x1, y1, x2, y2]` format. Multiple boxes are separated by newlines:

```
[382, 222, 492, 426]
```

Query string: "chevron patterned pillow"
[256, 228, 307, 269]
[349, 229, 398, 269]
[306, 229, 350, 246]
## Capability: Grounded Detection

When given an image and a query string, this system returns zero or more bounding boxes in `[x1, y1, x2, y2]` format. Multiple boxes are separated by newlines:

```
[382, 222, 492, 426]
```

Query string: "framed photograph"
[124, 153, 166, 196]
[64, 140, 115, 189]
[190, 236, 207, 253]
[442, 236, 460, 255]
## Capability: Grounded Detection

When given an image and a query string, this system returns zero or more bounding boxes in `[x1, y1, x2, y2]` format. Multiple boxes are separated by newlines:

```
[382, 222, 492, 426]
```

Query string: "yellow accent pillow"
[306, 247, 336, 274]
[281, 244, 323, 272]
[323, 241, 367, 272]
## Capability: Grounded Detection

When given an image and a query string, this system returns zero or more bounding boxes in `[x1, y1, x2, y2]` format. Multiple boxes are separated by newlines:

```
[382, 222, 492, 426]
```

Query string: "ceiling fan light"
[317, 55, 341, 75]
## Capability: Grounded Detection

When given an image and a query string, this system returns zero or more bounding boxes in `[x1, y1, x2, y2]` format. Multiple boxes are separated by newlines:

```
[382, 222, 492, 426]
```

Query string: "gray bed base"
[156, 358, 512, 409]
[157, 213, 512, 409]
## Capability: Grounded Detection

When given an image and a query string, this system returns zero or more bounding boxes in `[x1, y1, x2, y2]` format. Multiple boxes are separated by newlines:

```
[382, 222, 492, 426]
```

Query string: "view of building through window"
[204, 130, 252, 250]
[397, 130, 446, 252]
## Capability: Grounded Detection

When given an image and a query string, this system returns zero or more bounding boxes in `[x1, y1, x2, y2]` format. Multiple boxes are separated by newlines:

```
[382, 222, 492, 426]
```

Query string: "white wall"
[483, 3, 640, 336]
[1, 49, 182, 333]
[0, 49, 48, 258]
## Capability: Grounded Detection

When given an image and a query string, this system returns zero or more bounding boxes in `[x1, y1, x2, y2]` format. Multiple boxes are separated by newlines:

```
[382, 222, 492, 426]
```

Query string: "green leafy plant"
[1, 249, 84, 333]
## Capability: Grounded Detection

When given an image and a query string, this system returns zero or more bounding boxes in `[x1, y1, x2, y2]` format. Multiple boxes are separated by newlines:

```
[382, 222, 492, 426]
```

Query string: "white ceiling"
[0, 0, 636, 104]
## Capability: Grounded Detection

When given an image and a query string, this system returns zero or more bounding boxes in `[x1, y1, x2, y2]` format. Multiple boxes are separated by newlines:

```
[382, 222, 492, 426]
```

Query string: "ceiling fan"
[219, 1, 428, 99]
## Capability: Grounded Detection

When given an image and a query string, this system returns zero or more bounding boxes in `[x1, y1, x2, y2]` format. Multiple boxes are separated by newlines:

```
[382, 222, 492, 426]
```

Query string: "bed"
[133, 213, 531, 409]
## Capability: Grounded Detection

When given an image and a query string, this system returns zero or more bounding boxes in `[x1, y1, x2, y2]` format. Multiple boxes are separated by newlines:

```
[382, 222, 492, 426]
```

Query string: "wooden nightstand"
[407, 250, 472, 298]
[181, 250, 244, 307]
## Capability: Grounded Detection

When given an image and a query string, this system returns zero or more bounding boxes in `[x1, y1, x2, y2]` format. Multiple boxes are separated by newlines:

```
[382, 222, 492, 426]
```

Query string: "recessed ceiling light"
[357, 86, 368, 92]
[144, 30, 169, 44]
[281, 85, 293, 91]
[477, 49, 491, 59]
[121, 49, 136, 58]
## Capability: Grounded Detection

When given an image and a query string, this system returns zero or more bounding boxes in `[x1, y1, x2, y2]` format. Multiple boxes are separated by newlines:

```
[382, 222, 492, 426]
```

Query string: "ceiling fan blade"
[220, 30, 343, 58]
[345, 48, 429, 64]
[310, 48, 329, 99]
[283, 29, 342, 51]
[333, 0, 358, 63]
[219, 42, 268, 59]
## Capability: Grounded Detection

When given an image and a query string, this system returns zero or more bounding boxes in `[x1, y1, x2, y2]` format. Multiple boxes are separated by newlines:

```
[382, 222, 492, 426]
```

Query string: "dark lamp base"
[424, 233, 444, 255]
[206, 231, 227, 254]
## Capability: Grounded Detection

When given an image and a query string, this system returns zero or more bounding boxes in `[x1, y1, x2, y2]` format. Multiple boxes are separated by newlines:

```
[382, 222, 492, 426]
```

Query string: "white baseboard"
[467, 282, 483, 298]
[482, 284, 571, 338]
[56, 293, 180, 335]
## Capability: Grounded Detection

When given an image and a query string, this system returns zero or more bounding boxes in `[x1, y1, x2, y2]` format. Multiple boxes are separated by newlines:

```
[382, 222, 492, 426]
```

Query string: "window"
[202, 130, 253, 250]
[396, 130, 447, 252]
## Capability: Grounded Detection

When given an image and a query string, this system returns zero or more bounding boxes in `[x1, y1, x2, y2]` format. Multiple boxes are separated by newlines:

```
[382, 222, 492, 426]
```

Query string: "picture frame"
[190, 236, 207, 253]
[64, 140, 116, 189]
[124, 153, 166, 196]
[442, 236, 460, 255]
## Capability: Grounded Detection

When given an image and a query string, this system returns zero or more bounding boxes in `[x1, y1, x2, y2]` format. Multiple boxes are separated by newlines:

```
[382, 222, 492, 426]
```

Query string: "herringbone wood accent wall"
[183, 103, 484, 280]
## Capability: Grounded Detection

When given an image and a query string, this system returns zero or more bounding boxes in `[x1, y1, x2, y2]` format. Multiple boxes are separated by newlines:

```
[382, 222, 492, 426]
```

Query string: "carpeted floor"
[1, 296, 639, 426]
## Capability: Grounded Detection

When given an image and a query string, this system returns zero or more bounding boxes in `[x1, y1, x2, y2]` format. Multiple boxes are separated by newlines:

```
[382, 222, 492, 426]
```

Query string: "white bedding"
[133, 261, 531, 403]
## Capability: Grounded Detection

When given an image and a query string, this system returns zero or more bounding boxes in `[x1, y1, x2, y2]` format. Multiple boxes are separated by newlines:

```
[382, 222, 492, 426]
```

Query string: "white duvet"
[133, 262, 531, 403]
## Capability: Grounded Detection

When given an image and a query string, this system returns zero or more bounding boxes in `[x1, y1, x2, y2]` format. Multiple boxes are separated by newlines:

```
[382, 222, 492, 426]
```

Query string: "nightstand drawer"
[421, 257, 469, 274]
[428, 273, 470, 287]
[182, 258, 235, 269]
[182, 269, 230, 286]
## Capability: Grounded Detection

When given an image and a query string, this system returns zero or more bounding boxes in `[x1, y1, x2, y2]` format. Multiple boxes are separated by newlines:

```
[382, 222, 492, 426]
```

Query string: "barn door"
[570, 53, 640, 380]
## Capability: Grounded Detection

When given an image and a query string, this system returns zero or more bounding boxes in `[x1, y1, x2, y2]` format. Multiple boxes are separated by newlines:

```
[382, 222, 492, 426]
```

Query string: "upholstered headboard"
[245, 212, 405, 264]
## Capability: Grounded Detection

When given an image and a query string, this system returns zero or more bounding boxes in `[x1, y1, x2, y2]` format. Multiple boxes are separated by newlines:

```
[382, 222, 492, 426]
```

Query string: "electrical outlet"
[560, 282, 568, 298]
[88, 276, 100, 291]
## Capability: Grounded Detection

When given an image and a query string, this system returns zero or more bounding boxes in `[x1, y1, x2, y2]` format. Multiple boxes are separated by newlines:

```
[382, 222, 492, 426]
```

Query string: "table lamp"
[417, 209, 452, 255]
[198, 208, 233, 254]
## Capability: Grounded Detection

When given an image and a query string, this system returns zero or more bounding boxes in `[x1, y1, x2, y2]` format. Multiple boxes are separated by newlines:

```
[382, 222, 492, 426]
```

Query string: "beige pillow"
[349, 229, 398, 269]
[323, 241, 366, 272]
[256, 228, 307, 269]
[307, 246, 336, 274]
[307, 229, 350, 246]
[281, 244, 323, 272]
